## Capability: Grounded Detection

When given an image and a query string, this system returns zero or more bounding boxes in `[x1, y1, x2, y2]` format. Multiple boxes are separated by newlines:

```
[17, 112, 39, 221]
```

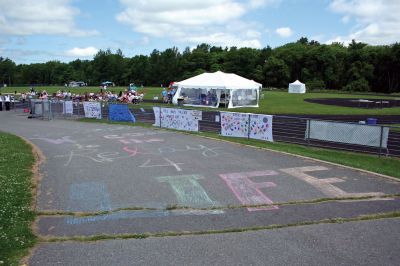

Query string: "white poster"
[153, 107, 161, 127]
[160, 108, 200, 132]
[64, 101, 73, 114]
[220, 112, 249, 138]
[249, 114, 273, 142]
[83, 102, 101, 119]
[306, 120, 389, 148]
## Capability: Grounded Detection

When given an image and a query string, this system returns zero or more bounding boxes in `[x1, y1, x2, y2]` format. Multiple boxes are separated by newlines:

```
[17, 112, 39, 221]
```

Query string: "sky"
[0, 0, 399, 64]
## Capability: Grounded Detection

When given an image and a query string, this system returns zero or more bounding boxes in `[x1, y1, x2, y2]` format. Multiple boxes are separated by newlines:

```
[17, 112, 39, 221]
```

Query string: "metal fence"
[10, 99, 400, 158]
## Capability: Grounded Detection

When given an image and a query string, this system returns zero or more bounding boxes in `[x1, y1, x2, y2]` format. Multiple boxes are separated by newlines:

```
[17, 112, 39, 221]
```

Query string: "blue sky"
[0, 0, 399, 64]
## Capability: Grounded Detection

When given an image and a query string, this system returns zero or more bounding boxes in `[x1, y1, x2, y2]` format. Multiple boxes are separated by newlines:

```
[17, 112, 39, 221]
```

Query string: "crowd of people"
[11, 87, 145, 104]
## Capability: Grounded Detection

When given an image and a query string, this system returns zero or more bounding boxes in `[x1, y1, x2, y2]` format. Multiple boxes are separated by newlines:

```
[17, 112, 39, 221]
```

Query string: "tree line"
[1, 38, 399, 93]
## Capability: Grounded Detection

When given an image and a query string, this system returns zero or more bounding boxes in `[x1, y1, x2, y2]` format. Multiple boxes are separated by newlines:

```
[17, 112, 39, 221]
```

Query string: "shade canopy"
[288, 80, 306, 93]
[173, 71, 261, 108]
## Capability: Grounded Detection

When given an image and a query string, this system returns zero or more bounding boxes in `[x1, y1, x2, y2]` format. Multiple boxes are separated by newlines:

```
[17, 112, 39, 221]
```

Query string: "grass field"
[2, 86, 400, 115]
[0, 132, 36, 265]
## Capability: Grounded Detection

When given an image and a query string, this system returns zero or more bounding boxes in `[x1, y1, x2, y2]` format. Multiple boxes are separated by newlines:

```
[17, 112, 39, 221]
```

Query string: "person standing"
[5, 94, 11, 111]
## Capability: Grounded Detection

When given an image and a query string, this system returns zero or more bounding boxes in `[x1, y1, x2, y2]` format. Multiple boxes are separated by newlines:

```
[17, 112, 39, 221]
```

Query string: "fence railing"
[10, 99, 400, 158]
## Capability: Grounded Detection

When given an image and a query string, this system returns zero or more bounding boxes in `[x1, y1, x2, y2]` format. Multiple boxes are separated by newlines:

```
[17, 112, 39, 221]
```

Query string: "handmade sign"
[160, 108, 200, 132]
[249, 114, 273, 142]
[220, 111, 249, 138]
[64, 101, 73, 114]
[83, 102, 101, 119]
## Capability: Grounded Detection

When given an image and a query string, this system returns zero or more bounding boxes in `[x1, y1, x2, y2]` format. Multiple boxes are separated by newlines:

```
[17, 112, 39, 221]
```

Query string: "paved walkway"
[1, 111, 399, 265]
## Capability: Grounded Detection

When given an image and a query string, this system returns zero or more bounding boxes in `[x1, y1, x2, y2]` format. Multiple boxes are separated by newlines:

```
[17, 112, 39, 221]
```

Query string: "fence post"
[379, 125, 384, 157]
[247, 114, 251, 140]
[307, 119, 311, 146]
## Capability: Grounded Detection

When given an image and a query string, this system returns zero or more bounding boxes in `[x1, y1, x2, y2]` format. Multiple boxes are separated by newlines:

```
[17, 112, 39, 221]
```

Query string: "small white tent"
[172, 71, 261, 108]
[288, 80, 306, 93]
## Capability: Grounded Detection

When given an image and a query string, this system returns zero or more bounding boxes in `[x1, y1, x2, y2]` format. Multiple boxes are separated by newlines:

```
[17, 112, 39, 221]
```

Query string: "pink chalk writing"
[220, 170, 279, 211]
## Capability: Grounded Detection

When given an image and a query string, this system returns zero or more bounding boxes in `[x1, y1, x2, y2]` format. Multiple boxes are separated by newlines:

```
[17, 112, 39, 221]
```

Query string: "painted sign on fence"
[153, 107, 200, 132]
[220, 111, 249, 138]
[161, 108, 200, 132]
[249, 114, 273, 142]
[83, 102, 101, 119]
[109, 104, 135, 122]
[64, 101, 73, 114]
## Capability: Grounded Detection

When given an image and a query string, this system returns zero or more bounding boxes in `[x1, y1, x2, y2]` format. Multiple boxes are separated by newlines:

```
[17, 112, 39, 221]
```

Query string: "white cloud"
[248, 0, 281, 9]
[0, 0, 98, 36]
[275, 27, 293, 38]
[329, 0, 400, 45]
[116, 0, 276, 48]
[65, 47, 98, 57]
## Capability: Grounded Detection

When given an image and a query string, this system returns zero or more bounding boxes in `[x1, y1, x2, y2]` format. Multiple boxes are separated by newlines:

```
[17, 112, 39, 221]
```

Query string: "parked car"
[69, 81, 86, 87]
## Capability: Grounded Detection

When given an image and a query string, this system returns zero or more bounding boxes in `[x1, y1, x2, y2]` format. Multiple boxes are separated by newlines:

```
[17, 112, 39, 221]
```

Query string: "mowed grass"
[0, 132, 36, 265]
[3, 86, 400, 115]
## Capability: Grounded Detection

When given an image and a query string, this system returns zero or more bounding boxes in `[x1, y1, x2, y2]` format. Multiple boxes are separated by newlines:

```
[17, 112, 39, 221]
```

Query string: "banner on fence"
[161, 108, 200, 132]
[83, 102, 101, 119]
[64, 101, 73, 114]
[220, 112, 249, 138]
[153, 107, 161, 127]
[249, 114, 273, 142]
[306, 120, 389, 148]
[32, 100, 43, 115]
[109, 104, 135, 122]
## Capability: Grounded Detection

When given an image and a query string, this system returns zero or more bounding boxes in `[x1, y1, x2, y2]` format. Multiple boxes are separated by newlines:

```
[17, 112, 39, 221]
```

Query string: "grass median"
[0, 132, 37, 265]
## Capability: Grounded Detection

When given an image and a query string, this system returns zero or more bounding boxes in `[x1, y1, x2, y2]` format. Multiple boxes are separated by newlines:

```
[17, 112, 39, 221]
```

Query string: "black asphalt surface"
[0, 111, 399, 265]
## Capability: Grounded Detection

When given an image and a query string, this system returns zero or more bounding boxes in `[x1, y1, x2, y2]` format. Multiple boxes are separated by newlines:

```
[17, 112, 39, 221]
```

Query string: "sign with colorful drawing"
[220, 111, 249, 138]
[249, 114, 273, 142]
[153, 107, 201, 132]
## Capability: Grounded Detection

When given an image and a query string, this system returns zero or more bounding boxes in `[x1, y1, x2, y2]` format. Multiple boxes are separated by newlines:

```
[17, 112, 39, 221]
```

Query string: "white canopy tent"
[172, 71, 262, 108]
[288, 80, 306, 93]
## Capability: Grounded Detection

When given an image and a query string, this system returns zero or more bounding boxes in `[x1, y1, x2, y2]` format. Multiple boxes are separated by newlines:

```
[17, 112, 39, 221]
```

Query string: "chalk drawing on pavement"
[30, 136, 76, 145]
[140, 158, 183, 172]
[220, 170, 279, 211]
[118, 138, 164, 145]
[157, 144, 220, 157]
[280, 166, 385, 198]
[67, 181, 112, 212]
[55, 144, 138, 166]
[157, 175, 220, 208]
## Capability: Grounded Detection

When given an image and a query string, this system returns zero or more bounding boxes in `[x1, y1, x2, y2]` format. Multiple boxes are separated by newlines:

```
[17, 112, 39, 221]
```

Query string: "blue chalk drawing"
[157, 175, 220, 208]
[109, 104, 136, 122]
[68, 182, 112, 212]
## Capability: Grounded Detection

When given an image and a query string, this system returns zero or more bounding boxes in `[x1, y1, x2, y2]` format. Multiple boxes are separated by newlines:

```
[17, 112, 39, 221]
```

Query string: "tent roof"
[176, 71, 261, 89]
[289, 80, 304, 85]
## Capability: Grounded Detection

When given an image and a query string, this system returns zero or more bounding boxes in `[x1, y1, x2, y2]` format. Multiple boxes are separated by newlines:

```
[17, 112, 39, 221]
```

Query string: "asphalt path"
[1, 111, 399, 265]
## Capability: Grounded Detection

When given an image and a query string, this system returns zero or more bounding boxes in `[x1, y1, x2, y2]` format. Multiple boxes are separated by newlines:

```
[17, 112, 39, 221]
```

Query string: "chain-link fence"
[9, 99, 400, 158]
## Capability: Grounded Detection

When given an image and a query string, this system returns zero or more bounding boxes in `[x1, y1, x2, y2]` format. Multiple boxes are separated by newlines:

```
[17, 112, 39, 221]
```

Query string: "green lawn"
[0, 132, 36, 265]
